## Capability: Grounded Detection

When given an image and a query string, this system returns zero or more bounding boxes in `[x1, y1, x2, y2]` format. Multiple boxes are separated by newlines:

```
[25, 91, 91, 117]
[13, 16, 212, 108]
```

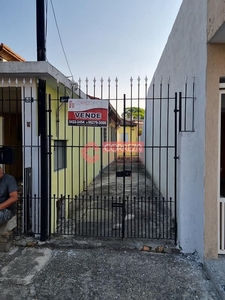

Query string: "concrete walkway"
[0, 238, 220, 300]
[63, 161, 175, 240]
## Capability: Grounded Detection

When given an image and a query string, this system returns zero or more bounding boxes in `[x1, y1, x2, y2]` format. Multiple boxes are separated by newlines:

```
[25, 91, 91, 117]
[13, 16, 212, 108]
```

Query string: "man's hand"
[0, 191, 18, 210]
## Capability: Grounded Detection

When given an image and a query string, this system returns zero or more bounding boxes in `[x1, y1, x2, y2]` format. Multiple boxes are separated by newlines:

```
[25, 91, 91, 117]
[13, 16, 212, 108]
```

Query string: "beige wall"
[208, 0, 225, 41]
[205, 44, 225, 258]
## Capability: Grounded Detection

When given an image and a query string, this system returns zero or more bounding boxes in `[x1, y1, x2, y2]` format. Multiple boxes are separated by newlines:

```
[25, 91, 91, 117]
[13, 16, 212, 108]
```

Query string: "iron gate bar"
[159, 81, 162, 237]
[144, 78, 147, 238]
[39, 79, 48, 241]
[184, 82, 187, 131]
[48, 94, 52, 239]
[130, 79, 133, 239]
[179, 92, 182, 133]
[192, 79, 195, 132]
[151, 83, 155, 222]
[174, 92, 178, 244]
[123, 94, 126, 213]
[166, 82, 169, 238]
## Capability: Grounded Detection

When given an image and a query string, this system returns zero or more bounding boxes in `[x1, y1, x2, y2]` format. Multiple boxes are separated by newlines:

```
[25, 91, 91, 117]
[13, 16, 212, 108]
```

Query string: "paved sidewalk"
[204, 256, 225, 300]
[0, 239, 220, 300]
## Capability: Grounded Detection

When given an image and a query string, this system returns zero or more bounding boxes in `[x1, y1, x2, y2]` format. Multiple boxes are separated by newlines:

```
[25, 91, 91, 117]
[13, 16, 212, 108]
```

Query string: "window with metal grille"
[54, 140, 67, 171]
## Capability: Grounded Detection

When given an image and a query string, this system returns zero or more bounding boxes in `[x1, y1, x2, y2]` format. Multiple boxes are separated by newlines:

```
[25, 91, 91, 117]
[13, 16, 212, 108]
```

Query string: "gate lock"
[116, 170, 132, 177]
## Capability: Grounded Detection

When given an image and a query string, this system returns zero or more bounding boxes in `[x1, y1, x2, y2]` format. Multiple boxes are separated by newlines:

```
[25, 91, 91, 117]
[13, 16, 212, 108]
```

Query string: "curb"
[13, 236, 180, 254]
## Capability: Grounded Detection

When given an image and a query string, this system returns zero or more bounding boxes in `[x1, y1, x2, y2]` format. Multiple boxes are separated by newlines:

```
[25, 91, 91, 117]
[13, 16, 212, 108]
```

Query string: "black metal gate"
[46, 78, 194, 242]
[0, 77, 195, 242]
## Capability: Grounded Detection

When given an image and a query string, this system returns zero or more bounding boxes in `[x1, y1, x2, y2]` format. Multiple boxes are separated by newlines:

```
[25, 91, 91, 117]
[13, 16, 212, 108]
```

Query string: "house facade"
[141, 0, 225, 260]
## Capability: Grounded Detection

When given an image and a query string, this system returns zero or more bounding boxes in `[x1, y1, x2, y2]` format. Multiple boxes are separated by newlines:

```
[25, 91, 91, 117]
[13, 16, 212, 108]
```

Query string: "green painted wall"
[46, 82, 116, 232]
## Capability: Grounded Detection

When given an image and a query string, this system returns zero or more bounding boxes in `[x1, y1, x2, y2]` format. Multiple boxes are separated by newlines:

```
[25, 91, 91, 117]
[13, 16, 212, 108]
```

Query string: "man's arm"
[0, 191, 18, 210]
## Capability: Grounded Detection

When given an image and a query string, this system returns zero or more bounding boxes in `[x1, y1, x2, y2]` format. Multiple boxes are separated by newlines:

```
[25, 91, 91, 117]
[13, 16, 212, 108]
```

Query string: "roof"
[0, 43, 25, 62]
[87, 95, 122, 125]
[120, 119, 138, 127]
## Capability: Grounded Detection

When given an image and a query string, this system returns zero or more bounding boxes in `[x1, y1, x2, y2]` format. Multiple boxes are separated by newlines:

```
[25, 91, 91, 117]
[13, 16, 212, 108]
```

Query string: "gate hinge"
[174, 109, 179, 113]
[174, 156, 179, 159]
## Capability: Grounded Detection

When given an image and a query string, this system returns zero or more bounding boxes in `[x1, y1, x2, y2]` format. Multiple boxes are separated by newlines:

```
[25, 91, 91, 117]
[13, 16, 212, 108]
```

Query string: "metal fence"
[0, 77, 195, 242]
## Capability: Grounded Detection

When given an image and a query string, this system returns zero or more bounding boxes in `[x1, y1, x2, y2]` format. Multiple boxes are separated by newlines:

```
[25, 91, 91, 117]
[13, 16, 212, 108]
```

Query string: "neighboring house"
[141, 0, 225, 260]
[0, 44, 119, 234]
[0, 43, 25, 62]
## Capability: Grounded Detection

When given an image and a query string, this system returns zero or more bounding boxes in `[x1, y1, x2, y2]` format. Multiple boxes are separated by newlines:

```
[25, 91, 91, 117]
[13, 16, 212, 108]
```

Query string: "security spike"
[167, 77, 170, 84]
[160, 76, 163, 84]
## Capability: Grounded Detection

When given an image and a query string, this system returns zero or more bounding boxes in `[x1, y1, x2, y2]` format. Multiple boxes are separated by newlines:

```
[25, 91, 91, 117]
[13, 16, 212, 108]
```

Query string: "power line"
[48, 0, 74, 80]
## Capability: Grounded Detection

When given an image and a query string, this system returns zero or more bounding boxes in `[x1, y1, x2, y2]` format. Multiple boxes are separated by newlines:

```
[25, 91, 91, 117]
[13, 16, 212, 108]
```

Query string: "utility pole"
[36, 0, 46, 61]
[36, 0, 48, 241]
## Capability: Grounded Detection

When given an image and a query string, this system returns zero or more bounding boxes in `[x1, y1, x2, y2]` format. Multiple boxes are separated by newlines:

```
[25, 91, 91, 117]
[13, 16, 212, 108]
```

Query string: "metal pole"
[39, 79, 48, 241]
[123, 94, 126, 200]
[36, 0, 46, 61]
[48, 94, 52, 239]
[36, 0, 48, 241]
[174, 93, 178, 244]
[122, 94, 126, 239]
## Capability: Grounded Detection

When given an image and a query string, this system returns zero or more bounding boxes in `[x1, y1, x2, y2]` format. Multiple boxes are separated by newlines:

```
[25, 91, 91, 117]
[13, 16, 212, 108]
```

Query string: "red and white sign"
[68, 99, 108, 127]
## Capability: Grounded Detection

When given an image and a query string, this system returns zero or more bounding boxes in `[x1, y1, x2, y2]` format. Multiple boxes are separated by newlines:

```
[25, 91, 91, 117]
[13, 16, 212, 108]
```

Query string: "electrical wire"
[48, 0, 74, 80]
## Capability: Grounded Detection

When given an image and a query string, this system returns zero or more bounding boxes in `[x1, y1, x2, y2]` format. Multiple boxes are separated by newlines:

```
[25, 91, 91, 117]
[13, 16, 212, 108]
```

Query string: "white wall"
[22, 79, 39, 192]
[21, 78, 40, 232]
[142, 0, 207, 259]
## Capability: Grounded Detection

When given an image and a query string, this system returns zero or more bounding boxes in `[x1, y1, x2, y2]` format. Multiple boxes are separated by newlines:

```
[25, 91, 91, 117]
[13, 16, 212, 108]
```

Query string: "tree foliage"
[122, 107, 145, 119]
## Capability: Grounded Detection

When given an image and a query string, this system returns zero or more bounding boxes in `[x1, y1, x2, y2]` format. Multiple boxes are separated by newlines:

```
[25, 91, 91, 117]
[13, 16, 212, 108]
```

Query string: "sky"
[1, 0, 183, 110]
